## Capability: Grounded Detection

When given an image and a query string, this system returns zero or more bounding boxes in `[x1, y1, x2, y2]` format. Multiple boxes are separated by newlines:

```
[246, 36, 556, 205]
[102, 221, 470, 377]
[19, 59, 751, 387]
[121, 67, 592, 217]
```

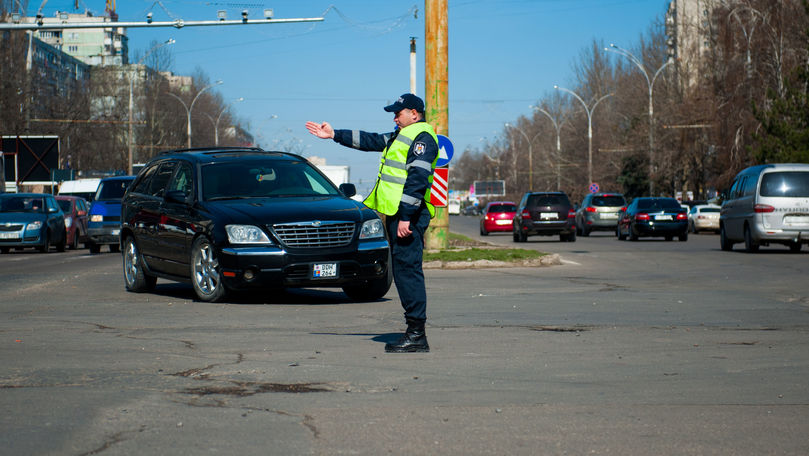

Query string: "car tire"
[123, 236, 157, 293]
[665, 235, 673, 241]
[679, 231, 688, 242]
[109, 243, 120, 253]
[743, 225, 759, 253]
[343, 249, 393, 301]
[191, 236, 227, 302]
[616, 225, 626, 241]
[480, 225, 488, 236]
[88, 241, 101, 254]
[55, 229, 67, 252]
[38, 230, 50, 253]
[690, 222, 698, 234]
[513, 229, 520, 242]
[720, 225, 734, 251]
[575, 223, 582, 236]
[582, 225, 590, 237]
[518, 230, 527, 242]
[629, 226, 638, 241]
[69, 232, 79, 250]
[0, 247, 9, 254]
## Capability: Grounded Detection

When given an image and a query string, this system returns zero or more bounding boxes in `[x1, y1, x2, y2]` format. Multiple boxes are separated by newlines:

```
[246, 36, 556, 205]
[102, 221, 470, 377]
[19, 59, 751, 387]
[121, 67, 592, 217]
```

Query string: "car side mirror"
[339, 183, 356, 198]
[165, 190, 190, 204]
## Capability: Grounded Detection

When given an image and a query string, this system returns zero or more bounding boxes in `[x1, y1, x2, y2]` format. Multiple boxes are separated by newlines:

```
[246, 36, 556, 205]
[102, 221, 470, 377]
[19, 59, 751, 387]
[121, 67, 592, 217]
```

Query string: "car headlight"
[90, 214, 103, 222]
[26, 221, 43, 231]
[64, 217, 73, 228]
[225, 224, 272, 244]
[359, 218, 385, 239]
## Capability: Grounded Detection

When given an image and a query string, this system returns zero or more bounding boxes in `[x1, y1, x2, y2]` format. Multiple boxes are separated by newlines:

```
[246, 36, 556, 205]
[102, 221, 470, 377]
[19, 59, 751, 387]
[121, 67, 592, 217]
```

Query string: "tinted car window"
[592, 196, 625, 206]
[637, 198, 681, 210]
[147, 161, 177, 197]
[202, 160, 340, 200]
[760, 172, 809, 197]
[528, 194, 569, 207]
[488, 204, 516, 212]
[131, 164, 157, 194]
[169, 162, 194, 195]
[700, 207, 720, 213]
[57, 199, 73, 213]
[96, 179, 133, 201]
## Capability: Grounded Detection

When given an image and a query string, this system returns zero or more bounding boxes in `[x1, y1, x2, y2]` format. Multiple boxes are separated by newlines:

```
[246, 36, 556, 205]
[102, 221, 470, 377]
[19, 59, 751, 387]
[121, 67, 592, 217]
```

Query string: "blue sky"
[39, 0, 668, 193]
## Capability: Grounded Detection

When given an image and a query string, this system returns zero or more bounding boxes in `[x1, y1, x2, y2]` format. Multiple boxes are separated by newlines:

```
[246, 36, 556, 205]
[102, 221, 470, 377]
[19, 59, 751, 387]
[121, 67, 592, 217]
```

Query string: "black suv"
[512, 191, 576, 242]
[120, 147, 391, 302]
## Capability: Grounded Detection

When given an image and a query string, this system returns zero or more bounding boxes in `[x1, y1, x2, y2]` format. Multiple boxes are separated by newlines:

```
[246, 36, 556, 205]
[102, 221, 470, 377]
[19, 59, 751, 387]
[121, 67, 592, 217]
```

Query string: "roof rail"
[159, 146, 266, 155]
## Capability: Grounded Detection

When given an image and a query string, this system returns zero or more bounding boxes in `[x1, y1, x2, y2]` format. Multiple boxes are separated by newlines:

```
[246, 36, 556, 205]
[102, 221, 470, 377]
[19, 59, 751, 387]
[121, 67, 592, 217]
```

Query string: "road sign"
[473, 180, 506, 197]
[430, 167, 448, 207]
[589, 182, 600, 193]
[436, 135, 453, 168]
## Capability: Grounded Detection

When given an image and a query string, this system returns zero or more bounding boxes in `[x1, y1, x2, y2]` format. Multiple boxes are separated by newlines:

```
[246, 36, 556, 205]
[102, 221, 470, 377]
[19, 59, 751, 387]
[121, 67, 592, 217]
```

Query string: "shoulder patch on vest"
[414, 142, 426, 155]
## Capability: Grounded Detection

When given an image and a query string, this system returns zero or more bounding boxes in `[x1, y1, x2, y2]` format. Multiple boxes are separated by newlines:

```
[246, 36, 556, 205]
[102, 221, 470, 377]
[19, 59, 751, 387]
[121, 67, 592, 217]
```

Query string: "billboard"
[473, 180, 506, 197]
[2, 136, 60, 185]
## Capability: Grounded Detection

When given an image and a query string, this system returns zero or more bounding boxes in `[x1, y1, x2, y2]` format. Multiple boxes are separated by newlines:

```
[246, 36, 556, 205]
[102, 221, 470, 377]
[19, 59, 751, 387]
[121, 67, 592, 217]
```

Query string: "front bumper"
[87, 224, 121, 245]
[0, 227, 45, 248]
[217, 239, 390, 290]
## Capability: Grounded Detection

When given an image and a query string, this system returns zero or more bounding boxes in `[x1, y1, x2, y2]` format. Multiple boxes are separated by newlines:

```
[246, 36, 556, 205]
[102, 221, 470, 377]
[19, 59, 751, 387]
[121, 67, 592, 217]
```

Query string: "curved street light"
[554, 86, 611, 189]
[168, 80, 224, 148]
[210, 97, 244, 146]
[530, 105, 566, 190]
[605, 43, 674, 196]
[504, 123, 543, 192]
[128, 38, 174, 174]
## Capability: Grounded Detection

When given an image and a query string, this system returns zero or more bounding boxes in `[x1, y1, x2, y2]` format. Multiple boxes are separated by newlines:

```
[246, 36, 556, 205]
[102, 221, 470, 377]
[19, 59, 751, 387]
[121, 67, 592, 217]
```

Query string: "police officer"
[305, 93, 439, 353]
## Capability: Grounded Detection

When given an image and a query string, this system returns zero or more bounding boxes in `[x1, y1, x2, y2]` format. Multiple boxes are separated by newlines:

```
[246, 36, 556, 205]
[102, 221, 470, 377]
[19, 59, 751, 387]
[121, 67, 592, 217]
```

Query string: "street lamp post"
[168, 80, 223, 148]
[208, 97, 244, 146]
[504, 123, 542, 192]
[128, 38, 174, 175]
[553, 86, 611, 190]
[530, 105, 565, 191]
[605, 44, 674, 196]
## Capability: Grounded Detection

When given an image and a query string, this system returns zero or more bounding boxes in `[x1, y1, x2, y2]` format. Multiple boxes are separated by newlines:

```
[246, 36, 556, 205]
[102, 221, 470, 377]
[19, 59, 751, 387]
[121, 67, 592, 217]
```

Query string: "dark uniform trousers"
[385, 206, 431, 322]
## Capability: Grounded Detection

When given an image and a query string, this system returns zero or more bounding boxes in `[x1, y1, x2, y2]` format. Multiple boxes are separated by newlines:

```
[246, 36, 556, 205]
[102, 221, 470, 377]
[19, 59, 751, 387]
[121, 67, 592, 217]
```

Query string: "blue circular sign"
[436, 135, 454, 167]
[589, 182, 600, 193]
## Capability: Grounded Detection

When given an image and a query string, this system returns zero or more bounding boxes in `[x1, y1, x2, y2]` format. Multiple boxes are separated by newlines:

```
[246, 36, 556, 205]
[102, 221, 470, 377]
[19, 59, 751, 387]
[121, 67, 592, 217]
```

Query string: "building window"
[68, 45, 78, 52]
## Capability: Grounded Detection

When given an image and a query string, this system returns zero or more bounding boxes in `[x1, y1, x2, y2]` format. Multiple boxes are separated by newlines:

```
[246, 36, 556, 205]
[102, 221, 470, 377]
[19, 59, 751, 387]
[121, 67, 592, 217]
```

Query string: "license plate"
[312, 263, 337, 278]
[495, 219, 511, 225]
[654, 215, 672, 221]
[784, 215, 809, 226]
[601, 213, 618, 219]
[0, 231, 18, 239]
[540, 212, 557, 220]
[112, 229, 120, 236]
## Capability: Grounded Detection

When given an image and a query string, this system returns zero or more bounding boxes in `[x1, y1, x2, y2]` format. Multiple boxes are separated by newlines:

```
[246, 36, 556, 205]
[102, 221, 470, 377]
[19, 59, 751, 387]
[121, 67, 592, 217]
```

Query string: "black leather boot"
[385, 318, 430, 353]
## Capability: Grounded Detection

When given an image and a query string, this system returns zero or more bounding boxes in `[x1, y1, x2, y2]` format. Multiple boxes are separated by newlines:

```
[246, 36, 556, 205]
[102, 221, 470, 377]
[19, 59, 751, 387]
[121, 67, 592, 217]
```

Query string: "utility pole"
[424, 0, 448, 250]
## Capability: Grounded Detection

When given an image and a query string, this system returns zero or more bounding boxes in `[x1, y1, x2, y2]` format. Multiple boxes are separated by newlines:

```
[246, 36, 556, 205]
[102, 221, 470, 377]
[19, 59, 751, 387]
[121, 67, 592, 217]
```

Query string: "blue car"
[87, 176, 135, 254]
[0, 193, 66, 253]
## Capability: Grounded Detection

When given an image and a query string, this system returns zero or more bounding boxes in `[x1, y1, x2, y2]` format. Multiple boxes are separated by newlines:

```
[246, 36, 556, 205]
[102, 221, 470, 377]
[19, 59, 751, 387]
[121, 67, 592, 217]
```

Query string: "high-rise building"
[666, 0, 719, 88]
[22, 11, 128, 66]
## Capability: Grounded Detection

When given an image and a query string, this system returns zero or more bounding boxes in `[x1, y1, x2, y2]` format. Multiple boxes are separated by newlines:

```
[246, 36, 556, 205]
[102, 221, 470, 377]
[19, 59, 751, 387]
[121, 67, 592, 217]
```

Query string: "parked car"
[688, 204, 720, 233]
[55, 195, 90, 250]
[575, 192, 627, 236]
[720, 163, 809, 252]
[87, 175, 136, 254]
[616, 197, 688, 241]
[512, 192, 576, 242]
[120, 147, 391, 303]
[480, 201, 517, 235]
[0, 193, 66, 253]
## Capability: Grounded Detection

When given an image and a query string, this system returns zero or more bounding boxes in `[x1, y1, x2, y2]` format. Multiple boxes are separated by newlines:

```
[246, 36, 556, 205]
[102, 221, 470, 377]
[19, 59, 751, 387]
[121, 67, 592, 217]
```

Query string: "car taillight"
[522, 210, 531, 220]
[636, 213, 650, 221]
[585, 207, 597, 213]
[568, 209, 576, 219]
[676, 213, 687, 220]
[754, 204, 774, 213]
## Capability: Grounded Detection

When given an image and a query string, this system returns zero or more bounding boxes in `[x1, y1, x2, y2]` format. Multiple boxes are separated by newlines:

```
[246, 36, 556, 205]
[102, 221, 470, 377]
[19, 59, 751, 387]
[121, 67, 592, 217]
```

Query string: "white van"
[58, 178, 101, 202]
[720, 163, 809, 252]
[448, 199, 461, 215]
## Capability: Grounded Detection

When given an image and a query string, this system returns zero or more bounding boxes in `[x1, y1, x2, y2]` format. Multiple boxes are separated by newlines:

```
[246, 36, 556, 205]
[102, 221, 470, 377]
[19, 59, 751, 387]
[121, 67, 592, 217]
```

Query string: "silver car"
[688, 204, 720, 233]
[720, 163, 809, 252]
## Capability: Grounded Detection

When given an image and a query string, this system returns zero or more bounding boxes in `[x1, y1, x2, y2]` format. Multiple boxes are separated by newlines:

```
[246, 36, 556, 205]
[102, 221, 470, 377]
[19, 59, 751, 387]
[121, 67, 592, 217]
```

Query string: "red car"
[480, 201, 517, 235]
[55, 195, 90, 250]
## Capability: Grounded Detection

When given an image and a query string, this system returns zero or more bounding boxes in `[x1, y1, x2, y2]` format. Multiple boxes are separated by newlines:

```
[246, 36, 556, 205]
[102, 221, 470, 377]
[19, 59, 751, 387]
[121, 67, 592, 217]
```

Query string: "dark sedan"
[0, 193, 66, 253]
[616, 197, 688, 241]
[121, 148, 391, 303]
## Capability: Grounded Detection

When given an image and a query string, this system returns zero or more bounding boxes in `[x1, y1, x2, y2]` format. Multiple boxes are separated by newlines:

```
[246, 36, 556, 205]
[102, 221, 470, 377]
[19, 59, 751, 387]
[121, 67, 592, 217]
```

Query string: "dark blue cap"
[384, 93, 425, 113]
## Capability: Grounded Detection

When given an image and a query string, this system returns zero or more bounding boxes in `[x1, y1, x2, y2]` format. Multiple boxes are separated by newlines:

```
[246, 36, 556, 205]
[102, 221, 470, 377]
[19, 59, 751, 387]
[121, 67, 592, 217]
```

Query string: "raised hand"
[305, 121, 335, 139]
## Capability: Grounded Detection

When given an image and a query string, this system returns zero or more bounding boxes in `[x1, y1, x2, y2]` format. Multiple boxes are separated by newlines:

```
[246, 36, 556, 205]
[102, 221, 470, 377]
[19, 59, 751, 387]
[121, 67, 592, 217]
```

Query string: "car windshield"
[592, 196, 625, 206]
[760, 171, 809, 197]
[96, 179, 133, 201]
[202, 159, 340, 200]
[57, 200, 73, 213]
[488, 204, 516, 213]
[0, 196, 45, 213]
[636, 199, 681, 211]
[528, 194, 568, 207]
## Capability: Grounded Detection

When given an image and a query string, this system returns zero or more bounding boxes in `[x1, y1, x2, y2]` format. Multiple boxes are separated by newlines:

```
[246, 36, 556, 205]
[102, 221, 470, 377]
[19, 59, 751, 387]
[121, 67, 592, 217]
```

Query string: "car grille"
[0, 224, 24, 231]
[271, 221, 355, 248]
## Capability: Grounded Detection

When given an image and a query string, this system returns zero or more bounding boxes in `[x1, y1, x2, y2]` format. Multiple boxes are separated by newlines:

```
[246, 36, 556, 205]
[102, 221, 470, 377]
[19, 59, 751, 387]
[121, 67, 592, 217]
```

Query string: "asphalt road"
[1, 217, 808, 455]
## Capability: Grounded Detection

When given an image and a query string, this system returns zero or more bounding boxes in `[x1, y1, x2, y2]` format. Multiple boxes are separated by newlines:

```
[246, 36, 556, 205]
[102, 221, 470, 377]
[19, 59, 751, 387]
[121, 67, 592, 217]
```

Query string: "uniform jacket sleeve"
[398, 129, 438, 221]
[333, 129, 392, 152]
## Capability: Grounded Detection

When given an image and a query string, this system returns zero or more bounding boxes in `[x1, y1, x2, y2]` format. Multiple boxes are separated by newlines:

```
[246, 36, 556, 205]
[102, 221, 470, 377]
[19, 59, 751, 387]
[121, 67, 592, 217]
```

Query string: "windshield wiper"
[206, 196, 253, 201]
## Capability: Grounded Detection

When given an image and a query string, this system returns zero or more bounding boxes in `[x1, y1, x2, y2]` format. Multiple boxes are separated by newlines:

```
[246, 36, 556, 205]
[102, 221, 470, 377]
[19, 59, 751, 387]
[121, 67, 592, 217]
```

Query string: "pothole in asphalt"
[182, 381, 329, 396]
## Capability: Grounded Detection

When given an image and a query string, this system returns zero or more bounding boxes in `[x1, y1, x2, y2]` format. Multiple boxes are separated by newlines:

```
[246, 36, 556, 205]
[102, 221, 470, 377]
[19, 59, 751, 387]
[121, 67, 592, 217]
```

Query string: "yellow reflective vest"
[363, 122, 439, 217]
